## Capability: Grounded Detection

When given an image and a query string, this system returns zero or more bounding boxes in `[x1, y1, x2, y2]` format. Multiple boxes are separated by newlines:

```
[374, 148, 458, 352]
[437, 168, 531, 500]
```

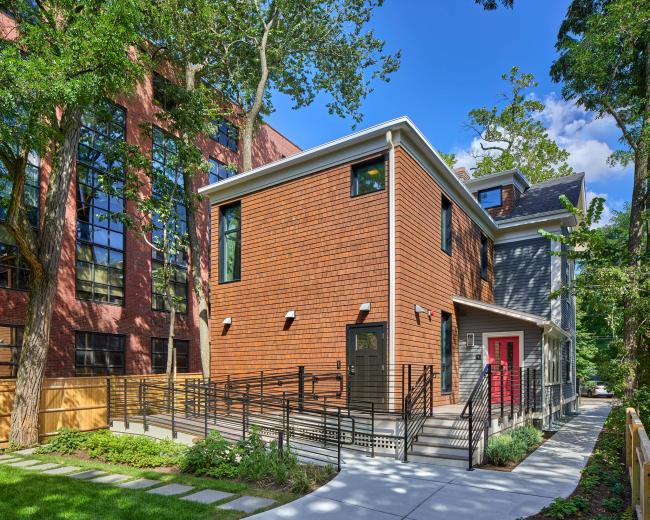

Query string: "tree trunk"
[242, 18, 273, 172]
[183, 64, 211, 379]
[9, 108, 82, 447]
[165, 271, 176, 383]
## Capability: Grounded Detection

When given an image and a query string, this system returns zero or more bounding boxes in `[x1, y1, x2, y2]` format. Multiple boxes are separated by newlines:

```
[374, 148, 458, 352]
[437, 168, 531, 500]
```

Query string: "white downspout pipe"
[386, 131, 396, 411]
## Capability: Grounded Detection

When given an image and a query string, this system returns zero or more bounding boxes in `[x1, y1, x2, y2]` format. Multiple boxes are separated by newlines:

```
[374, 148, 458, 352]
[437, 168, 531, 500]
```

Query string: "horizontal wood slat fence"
[626, 407, 650, 520]
[0, 373, 202, 447]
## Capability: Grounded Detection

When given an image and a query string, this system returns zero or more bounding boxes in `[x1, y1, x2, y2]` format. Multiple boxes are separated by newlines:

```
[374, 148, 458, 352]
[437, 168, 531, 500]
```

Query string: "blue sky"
[266, 0, 632, 224]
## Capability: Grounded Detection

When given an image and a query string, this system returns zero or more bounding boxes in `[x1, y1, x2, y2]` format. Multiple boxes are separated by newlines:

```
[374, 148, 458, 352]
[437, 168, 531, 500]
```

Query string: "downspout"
[386, 131, 396, 411]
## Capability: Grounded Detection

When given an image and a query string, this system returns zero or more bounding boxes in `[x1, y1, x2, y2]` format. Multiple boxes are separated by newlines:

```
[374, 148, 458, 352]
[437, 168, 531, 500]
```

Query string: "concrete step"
[424, 417, 468, 429]
[414, 434, 469, 449]
[421, 425, 470, 437]
[409, 443, 467, 458]
[408, 451, 469, 468]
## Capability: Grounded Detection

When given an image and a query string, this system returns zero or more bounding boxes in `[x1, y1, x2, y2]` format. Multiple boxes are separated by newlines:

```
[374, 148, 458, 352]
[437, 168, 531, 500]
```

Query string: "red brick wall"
[394, 148, 493, 405]
[209, 156, 390, 377]
[0, 52, 299, 376]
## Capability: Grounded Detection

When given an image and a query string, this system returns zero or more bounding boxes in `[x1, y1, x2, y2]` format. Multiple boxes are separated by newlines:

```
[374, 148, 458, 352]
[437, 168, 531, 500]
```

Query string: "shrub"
[180, 431, 238, 478]
[485, 425, 542, 466]
[541, 496, 589, 519]
[36, 428, 88, 455]
[82, 430, 187, 467]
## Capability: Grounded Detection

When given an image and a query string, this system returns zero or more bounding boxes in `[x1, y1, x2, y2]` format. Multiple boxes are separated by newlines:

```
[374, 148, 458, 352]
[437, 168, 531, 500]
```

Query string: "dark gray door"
[346, 323, 387, 410]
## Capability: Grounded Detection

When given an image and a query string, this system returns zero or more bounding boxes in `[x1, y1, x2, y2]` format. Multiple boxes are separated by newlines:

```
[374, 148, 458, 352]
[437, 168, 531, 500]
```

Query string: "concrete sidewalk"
[251, 399, 611, 520]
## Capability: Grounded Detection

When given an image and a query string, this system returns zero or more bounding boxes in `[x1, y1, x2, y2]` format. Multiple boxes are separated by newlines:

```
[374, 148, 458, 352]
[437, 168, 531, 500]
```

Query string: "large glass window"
[152, 73, 179, 112]
[219, 202, 241, 283]
[76, 102, 126, 305]
[75, 331, 125, 375]
[441, 196, 452, 255]
[0, 324, 22, 378]
[0, 152, 40, 228]
[480, 233, 488, 280]
[351, 159, 385, 197]
[151, 127, 188, 313]
[151, 338, 189, 374]
[441, 312, 452, 394]
[211, 119, 239, 152]
[0, 227, 29, 290]
[478, 187, 502, 209]
[208, 158, 237, 184]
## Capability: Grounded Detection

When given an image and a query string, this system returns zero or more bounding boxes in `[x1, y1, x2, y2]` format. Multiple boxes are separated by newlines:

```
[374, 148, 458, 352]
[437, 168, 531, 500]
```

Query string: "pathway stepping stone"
[0, 454, 15, 460]
[0, 458, 20, 465]
[42, 466, 81, 476]
[117, 478, 160, 490]
[91, 474, 131, 484]
[69, 470, 107, 480]
[24, 463, 60, 471]
[9, 459, 40, 468]
[181, 490, 234, 504]
[146, 483, 194, 496]
[14, 448, 35, 455]
[218, 496, 277, 513]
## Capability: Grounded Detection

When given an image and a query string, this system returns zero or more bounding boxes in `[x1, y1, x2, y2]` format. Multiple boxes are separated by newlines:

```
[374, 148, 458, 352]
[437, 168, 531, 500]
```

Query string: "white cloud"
[450, 94, 629, 184]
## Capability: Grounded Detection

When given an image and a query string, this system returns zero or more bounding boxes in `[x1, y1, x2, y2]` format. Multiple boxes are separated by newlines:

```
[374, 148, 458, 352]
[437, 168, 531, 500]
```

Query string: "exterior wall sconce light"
[359, 302, 371, 312]
[223, 317, 232, 325]
[414, 304, 426, 315]
[285, 310, 296, 320]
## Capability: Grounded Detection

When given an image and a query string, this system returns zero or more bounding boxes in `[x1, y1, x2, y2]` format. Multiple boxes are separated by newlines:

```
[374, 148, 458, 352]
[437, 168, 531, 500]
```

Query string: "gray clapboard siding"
[456, 307, 543, 402]
[494, 238, 551, 319]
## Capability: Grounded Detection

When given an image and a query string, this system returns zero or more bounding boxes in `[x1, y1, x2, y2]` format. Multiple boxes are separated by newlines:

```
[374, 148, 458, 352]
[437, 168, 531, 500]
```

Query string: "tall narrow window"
[0, 324, 23, 378]
[0, 152, 40, 227]
[75, 331, 125, 375]
[151, 338, 189, 374]
[441, 196, 452, 255]
[219, 202, 241, 283]
[480, 233, 488, 280]
[151, 127, 188, 313]
[441, 313, 452, 393]
[76, 102, 126, 305]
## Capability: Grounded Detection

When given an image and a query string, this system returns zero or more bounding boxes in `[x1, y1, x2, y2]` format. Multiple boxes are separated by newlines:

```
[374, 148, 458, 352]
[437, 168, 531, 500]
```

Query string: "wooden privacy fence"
[0, 373, 202, 447]
[626, 407, 650, 520]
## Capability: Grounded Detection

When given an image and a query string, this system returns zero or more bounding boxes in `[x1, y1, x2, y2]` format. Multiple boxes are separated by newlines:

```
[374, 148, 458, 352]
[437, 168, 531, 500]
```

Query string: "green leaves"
[465, 66, 576, 184]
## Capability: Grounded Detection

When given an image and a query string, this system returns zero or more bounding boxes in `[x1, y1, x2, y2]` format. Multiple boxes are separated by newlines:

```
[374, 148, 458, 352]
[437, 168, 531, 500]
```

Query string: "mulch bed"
[477, 431, 555, 472]
[525, 410, 631, 519]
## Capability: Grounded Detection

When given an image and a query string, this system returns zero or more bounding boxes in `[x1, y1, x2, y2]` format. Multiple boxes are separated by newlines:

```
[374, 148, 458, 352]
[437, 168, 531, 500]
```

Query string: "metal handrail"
[460, 364, 491, 471]
[402, 365, 436, 462]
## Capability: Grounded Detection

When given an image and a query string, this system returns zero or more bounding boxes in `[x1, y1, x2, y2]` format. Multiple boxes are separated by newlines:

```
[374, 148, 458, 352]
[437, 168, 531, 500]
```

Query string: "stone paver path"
[181, 489, 234, 504]
[1, 453, 279, 515]
[250, 399, 611, 520]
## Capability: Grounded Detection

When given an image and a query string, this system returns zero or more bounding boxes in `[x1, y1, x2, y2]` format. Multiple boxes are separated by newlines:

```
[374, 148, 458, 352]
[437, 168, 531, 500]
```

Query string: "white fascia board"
[199, 116, 498, 237]
[464, 170, 529, 193]
[495, 224, 561, 245]
[496, 210, 577, 229]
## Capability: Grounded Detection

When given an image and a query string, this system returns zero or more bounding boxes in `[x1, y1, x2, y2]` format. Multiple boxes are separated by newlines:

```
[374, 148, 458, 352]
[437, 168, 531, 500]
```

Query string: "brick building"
[0, 11, 299, 378]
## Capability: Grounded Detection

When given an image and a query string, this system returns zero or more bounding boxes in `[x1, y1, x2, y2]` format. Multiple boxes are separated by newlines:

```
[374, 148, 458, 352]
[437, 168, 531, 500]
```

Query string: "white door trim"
[481, 331, 525, 369]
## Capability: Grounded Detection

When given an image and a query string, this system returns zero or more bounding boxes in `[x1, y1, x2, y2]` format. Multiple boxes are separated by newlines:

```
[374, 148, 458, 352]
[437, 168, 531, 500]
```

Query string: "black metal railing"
[402, 365, 436, 462]
[460, 364, 541, 470]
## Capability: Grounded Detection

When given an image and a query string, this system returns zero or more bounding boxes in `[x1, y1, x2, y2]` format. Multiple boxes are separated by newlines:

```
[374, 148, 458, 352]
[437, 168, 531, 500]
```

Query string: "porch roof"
[452, 296, 571, 338]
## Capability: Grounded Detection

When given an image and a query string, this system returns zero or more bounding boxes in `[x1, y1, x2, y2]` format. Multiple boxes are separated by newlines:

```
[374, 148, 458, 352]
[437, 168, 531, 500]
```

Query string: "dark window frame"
[0, 324, 23, 378]
[75, 101, 127, 306]
[152, 73, 180, 112]
[441, 312, 453, 394]
[0, 231, 30, 291]
[218, 202, 241, 284]
[477, 187, 502, 209]
[75, 331, 126, 376]
[350, 156, 386, 198]
[151, 337, 189, 374]
[480, 233, 489, 280]
[208, 157, 237, 184]
[150, 126, 189, 314]
[211, 119, 239, 152]
[441, 196, 453, 256]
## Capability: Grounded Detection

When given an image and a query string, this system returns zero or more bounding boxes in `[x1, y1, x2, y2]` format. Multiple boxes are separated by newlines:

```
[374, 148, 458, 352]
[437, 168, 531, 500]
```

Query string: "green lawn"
[0, 465, 241, 520]
[0, 455, 298, 520]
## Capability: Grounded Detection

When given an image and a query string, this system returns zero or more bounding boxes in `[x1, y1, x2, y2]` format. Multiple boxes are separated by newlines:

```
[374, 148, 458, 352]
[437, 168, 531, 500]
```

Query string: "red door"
[488, 336, 520, 405]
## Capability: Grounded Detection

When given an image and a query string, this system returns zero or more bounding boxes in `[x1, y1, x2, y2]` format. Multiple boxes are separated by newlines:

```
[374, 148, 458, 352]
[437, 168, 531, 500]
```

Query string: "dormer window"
[478, 187, 502, 209]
